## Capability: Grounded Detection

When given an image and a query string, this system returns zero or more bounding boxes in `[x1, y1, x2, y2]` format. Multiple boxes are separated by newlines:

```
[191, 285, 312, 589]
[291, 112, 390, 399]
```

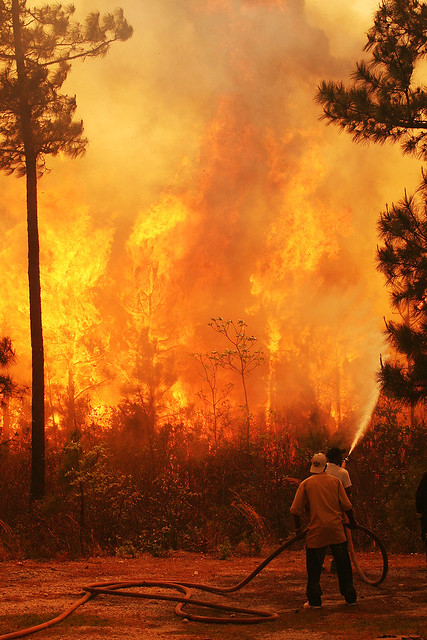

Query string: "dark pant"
[420, 514, 427, 546]
[306, 541, 357, 606]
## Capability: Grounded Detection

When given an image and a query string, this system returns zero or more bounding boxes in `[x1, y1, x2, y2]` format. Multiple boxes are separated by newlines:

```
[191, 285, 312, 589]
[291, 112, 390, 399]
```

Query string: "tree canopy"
[316, 0, 427, 408]
[377, 172, 427, 406]
[0, 1, 133, 175]
[316, 0, 427, 160]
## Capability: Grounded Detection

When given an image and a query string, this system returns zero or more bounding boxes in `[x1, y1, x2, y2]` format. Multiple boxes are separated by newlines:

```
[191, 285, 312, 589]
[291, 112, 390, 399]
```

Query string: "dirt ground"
[0, 548, 425, 640]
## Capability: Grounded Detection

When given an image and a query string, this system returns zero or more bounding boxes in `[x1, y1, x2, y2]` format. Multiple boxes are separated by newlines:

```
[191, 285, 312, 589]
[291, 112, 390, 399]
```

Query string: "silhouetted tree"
[117, 255, 179, 445]
[316, 0, 427, 411]
[316, 0, 427, 160]
[0, 1, 132, 500]
[209, 318, 264, 448]
[0, 336, 25, 442]
[191, 351, 233, 447]
[0, 336, 17, 402]
[377, 172, 427, 406]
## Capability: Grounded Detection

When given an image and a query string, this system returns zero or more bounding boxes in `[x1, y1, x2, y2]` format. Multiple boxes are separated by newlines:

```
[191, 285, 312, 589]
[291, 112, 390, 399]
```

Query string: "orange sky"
[0, 0, 422, 442]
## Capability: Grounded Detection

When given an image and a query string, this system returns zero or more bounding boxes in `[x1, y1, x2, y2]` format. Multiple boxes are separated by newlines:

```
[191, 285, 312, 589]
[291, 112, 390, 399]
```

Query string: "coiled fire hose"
[0, 524, 388, 639]
[347, 524, 388, 586]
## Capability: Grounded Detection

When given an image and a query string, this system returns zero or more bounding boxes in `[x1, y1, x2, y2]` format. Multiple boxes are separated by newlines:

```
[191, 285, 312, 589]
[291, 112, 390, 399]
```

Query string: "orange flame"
[0, 0, 417, 445]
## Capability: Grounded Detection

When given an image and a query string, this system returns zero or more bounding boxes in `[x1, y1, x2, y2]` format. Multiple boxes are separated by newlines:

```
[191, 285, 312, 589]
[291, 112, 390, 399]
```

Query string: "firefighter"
[325, 446, 352, 573]
[326, 447, 352, 497]
[290, 452, 357, 608]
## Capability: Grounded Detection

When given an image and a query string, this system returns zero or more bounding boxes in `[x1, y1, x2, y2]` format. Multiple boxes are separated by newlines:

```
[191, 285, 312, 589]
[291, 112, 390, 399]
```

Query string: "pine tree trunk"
[12, 0, 45, 501]
[27, 153, 45, 501]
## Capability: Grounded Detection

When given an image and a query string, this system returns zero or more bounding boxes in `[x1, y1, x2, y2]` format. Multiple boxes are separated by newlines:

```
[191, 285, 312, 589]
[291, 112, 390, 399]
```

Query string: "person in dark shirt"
[416, 471, 427, 563]
[326, 447, 352, 497]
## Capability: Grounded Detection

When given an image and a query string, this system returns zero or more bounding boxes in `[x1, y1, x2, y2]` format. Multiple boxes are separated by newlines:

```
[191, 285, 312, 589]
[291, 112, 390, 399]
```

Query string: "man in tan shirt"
[290, 452, 357, 608]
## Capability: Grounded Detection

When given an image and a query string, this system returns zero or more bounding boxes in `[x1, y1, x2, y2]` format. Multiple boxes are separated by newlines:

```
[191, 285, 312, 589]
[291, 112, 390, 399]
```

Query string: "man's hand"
[293, 514, 302, 533]
[345, 509, 357, 529]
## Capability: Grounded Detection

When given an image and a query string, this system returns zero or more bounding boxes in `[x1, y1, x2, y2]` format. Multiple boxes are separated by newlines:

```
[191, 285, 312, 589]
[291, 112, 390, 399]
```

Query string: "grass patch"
[54, 613, 110, 628]
[278, 610, 426, 639]
[350, 613, 426, 636]
[1, 604, 424, 640]
[0, 612, 110, 634]
[0, 613, 48, 632]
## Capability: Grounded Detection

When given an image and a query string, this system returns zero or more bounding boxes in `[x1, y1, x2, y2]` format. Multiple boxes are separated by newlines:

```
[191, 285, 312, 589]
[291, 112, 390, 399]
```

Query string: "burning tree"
[0, 1, 132, 500]
[208, 318, 264, 448]
[191, 351, 233, 447]
[115, 250, 181, 445]
[0, 336, 17, 402]
[0, 336, 25, 443]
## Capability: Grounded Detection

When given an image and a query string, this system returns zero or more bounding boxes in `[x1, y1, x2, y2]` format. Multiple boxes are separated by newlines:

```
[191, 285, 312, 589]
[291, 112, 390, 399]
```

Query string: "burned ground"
[0, 549, 425, 640]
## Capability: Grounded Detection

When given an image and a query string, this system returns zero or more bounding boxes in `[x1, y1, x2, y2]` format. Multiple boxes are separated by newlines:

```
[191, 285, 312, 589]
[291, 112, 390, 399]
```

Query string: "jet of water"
[348, 387, 379, 456]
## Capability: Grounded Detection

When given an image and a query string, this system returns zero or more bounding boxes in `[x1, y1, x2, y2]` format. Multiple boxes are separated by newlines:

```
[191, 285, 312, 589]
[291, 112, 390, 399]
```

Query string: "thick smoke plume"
[0, 0, 420, 443]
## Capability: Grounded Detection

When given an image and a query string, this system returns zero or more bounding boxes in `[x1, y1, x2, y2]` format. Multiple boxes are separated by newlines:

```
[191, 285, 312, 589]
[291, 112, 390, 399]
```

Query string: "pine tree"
[315, 0, 427, 160]
[0, 336, 17, 401]
[0, 1, 132, 500]
[316, 0, 427, 408]
[377, 172, 427, 406]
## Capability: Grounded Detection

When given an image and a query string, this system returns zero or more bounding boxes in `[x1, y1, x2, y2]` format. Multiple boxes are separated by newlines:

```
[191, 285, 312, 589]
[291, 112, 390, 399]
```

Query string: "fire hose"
[0, 523, 388, 639]
[347, 524, 388, 586]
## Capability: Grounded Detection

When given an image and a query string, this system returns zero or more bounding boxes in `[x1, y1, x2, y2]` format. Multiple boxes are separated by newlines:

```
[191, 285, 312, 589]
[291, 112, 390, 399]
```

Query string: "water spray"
[348, 386, 379, 457]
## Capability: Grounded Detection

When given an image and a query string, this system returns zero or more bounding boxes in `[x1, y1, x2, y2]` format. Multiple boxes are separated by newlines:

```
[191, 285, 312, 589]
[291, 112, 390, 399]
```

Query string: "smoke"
[0, 0, 421, 440]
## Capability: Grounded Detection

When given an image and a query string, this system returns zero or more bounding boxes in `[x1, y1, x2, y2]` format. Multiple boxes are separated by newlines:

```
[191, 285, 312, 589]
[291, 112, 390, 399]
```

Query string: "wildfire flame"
[0, 0, 419, 446]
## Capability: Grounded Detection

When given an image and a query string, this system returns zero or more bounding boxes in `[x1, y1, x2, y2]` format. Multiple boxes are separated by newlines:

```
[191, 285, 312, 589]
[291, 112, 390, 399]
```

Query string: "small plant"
[149, 543, 170, 558]
[115, 541, 137, 558]
[208, 318, 264, 448]
[248, 532, 262, 557]
[217, 537, 232, 560]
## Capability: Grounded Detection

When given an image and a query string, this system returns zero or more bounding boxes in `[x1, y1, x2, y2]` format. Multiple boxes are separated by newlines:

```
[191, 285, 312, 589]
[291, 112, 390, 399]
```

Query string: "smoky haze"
[0, 0, 420, 443]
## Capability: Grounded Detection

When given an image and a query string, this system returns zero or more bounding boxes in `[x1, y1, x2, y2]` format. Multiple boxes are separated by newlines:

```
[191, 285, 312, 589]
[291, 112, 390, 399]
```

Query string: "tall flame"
[0, 0, 419, 445]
